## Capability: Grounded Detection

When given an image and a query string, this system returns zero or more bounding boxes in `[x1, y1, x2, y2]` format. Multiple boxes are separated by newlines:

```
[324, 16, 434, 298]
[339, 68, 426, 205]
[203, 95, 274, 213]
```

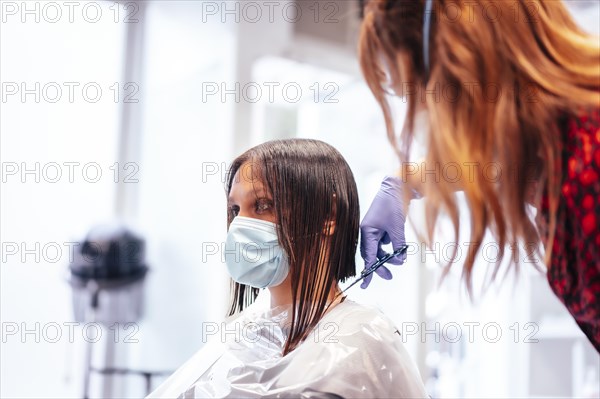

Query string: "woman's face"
[227, 161, 276, 224]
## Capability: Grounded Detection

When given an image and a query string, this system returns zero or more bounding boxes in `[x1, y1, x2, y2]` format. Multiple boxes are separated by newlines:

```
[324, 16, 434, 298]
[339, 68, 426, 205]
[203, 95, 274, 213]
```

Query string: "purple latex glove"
[360, 175, 408, 289]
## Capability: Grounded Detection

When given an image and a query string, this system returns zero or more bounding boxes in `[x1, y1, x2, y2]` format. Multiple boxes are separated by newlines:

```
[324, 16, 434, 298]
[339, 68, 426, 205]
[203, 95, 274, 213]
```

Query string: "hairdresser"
[357, 0, 599, 352]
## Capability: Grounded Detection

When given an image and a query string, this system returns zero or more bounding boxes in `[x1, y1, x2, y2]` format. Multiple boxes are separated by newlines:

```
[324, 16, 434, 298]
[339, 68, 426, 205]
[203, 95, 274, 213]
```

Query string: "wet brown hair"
[225, 138, 359, 355]
[359, 0, 600, 292]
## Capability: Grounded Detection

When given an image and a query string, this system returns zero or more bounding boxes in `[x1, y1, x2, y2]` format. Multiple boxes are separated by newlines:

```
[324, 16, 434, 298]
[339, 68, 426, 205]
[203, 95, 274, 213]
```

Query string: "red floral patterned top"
[540, 108, 600, 353]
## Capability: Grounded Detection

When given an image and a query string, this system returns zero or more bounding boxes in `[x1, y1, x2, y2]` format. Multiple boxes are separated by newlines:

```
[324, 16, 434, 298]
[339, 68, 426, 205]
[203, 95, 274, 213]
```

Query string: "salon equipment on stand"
[67, 224, 168, 398]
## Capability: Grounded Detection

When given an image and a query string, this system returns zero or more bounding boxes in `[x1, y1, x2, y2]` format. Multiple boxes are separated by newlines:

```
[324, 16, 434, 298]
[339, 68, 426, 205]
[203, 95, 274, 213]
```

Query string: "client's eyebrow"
[227, 187, 271, 205]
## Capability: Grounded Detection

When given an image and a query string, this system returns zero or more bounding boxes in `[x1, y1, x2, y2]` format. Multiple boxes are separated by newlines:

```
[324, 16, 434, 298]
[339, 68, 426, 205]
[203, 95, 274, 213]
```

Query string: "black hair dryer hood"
[68, 224, 149, 324]
[69, 224, 148, 281]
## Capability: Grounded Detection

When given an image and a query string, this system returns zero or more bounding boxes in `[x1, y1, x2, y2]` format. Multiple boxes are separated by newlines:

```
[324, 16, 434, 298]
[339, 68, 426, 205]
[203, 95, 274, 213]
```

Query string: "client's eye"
[228, 205, 240, 217]
[255, 198, 273, 214]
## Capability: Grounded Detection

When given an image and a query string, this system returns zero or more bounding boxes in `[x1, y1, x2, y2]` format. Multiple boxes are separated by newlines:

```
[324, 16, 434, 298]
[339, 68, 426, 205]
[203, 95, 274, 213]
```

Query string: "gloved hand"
[360, 175, 408, 289]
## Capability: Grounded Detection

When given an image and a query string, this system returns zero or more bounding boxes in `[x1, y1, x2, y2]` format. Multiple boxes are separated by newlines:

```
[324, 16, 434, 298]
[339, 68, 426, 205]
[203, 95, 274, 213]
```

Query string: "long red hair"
[359, 0, 600, 291]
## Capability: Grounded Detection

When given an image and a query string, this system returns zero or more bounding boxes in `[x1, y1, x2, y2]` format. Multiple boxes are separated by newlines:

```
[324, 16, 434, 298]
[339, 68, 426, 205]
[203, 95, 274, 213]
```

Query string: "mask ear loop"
[423, 0, 434, 79]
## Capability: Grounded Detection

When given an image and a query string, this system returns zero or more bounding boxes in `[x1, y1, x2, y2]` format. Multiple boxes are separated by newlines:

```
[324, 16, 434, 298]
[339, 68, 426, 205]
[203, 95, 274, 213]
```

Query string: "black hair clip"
[423, 0, 434, 77]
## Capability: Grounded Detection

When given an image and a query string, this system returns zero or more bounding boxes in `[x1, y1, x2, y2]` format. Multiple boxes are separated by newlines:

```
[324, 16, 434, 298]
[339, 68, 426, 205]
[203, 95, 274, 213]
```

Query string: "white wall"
[1, 3, 125, 397]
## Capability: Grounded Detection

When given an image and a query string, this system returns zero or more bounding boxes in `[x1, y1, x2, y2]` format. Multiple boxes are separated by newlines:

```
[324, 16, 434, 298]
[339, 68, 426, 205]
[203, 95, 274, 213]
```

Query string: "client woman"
[148, 139, 427, 398]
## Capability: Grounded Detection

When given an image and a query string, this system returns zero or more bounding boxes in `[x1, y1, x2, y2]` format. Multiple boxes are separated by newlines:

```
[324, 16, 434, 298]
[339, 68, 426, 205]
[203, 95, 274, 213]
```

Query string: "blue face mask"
[225, 216, 289, 288]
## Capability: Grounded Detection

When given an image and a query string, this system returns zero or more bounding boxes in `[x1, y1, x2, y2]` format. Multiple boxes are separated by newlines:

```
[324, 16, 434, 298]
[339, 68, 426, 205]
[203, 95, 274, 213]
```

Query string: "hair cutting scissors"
[325, 245, 408, 312]
[341, 245, 409, 294]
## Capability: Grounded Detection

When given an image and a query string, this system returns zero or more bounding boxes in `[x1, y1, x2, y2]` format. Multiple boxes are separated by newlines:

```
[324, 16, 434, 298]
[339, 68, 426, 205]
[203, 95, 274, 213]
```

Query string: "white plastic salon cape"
[147, 292, 428, 398]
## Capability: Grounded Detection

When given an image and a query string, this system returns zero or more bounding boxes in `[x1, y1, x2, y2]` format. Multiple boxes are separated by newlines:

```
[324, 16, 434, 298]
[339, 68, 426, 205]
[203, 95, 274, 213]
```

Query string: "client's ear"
[323, 219, 336, 236]
[322, 193, 337, 236]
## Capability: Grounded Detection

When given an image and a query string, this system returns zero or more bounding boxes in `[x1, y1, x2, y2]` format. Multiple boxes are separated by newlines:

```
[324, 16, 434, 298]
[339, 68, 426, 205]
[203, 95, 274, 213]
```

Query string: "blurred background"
[1, 1, 599, 398]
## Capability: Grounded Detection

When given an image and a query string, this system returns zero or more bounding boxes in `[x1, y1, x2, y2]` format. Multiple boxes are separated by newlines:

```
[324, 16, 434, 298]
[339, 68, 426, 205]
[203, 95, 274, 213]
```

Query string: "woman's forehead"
[229, 162, 269, 198]
[235, 161, 263, 184]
